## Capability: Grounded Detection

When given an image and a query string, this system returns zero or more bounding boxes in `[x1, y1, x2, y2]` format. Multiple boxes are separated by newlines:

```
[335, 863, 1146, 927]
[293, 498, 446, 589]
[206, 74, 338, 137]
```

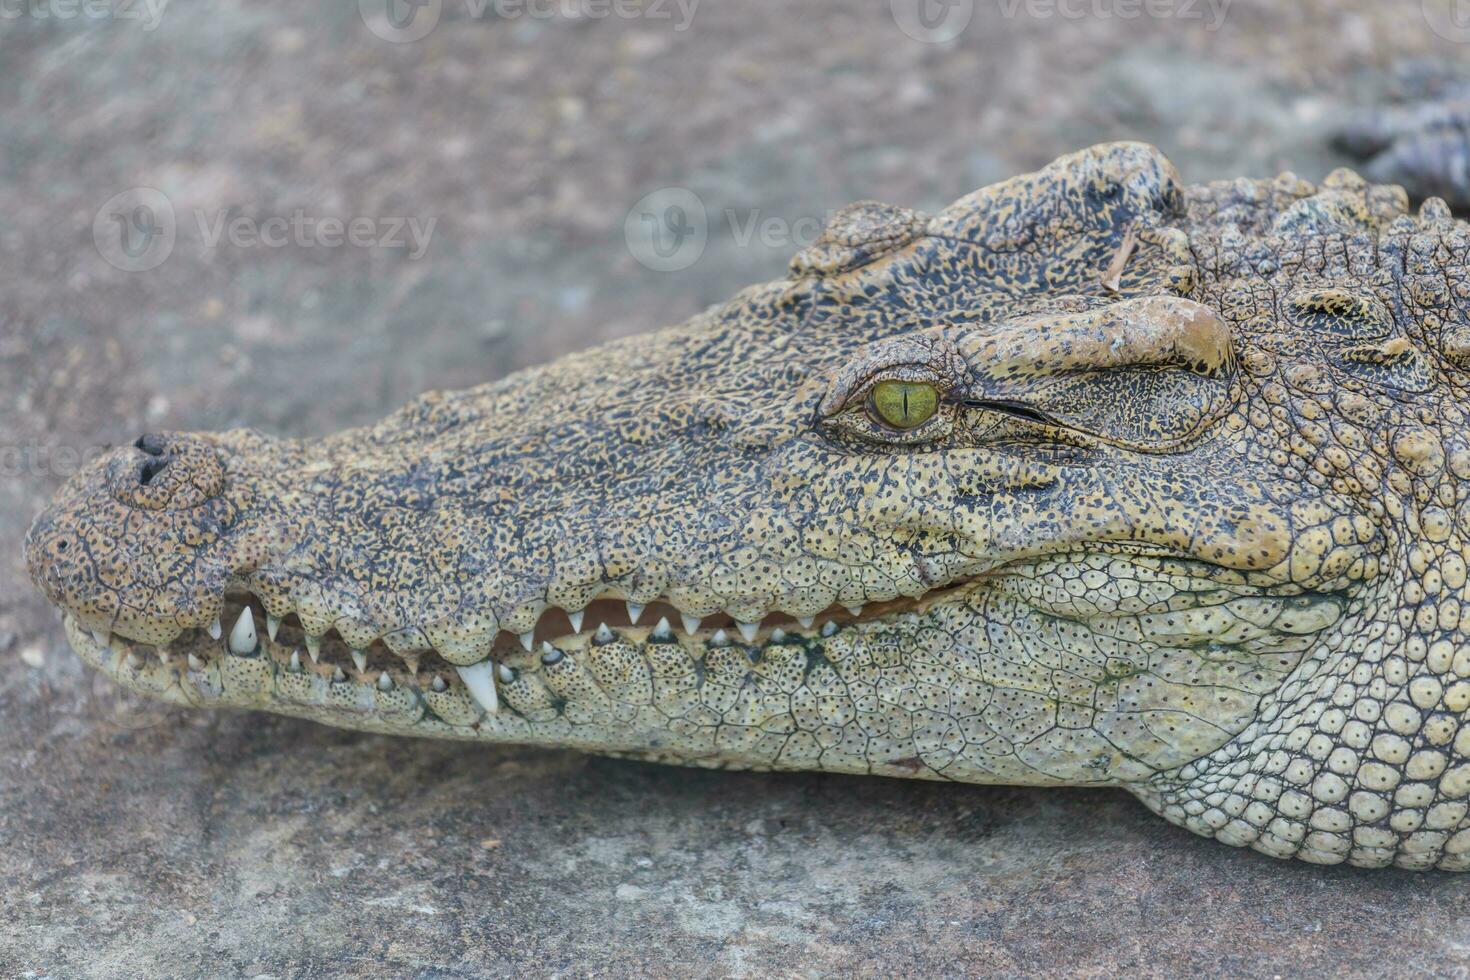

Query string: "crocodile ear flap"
[788, 201, 931, 279]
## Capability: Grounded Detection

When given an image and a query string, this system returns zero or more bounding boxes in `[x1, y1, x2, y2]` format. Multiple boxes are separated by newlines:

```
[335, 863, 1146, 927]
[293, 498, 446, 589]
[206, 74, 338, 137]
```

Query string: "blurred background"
[4, 1, 1470, 975]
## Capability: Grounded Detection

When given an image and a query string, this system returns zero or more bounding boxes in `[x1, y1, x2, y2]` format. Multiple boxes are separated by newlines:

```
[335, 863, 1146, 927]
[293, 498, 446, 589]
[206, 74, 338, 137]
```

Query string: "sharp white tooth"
[289, 649, 302, 673]
[305, 634, 321, 663]
[541, 643, 564, 665]
[332, 666, 347, 683]
[377, 672, 393, 691]
[90, 628, 109, 648]
[519, 631, 535, 652]
[845, 604, 863, 618]
[821, 620, 839, 637]
[350, 649, 367, 674]
[625, 601, 644, 624]
[126, 651, 143, 669]
[431, 674, 448, 693]
[567, 609, 584, 633]
[771, 628, 787, 642]
[266, 614, 281, 642]
[228, 608, 257, 655]
[455, 660, 500, 715]
[187, 653, 205, 671]
[681, 613, 701, 635]
[710, 629, 729, 646]
[497, 663, 515, 683]
[593, 623, 614, 645]
[797, 616, 815, 629]
[155, 648, 170, 664]
[737, 621, 759, 644]
[207, 618, 222, 640]
[652, 617, 672, 641]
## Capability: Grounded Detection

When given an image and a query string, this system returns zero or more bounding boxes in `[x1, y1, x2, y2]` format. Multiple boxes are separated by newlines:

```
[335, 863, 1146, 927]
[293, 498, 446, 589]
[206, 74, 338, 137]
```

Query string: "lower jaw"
[57, 553, 1334, 781]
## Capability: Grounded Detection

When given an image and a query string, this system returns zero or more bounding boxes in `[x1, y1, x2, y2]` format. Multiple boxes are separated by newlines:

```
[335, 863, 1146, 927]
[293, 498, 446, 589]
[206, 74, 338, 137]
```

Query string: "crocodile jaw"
[62, 548, 1352, 789]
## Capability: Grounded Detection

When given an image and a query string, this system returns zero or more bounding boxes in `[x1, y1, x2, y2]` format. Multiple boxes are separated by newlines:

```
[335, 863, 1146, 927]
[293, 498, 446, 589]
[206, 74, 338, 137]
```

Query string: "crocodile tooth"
[497, 663, 515, 683]
[567, 609, 585, 634]
[350, 649, 367, 674]
[519, 631, 535, 652]
[821, 621, 839, 637]
[90, 628, 109, 648]
[228, 608, 257, 655]
[796, 616, 815, 629]
[626, 601, 644, 624]
[845, 604, 863, 618]
[770, 628, 787, 642]
[455, 660, 499, 715]
[332, 666, 347, 683]
[288, 649, 302, 673]
[737, 621, 759, 644]
[593, 623, 615, 645]
[187, 653, 205, 671]
[681, 613, 701, 635]
[430, 674, 448, 693]
[710, 629, 729, 647]
[126, 651, 143, 669]
[377, 672, 393, 691]
[305, 634, 321, 663]
[541, 643, 564, 665]
[266, 614, 281, 642]
[207, 618, 222, 640]
[155, 647, 170, 664]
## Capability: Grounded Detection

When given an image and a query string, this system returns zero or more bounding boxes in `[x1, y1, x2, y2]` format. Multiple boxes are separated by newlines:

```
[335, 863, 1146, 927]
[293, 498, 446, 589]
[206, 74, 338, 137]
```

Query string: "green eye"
[869, 380, 940, 430]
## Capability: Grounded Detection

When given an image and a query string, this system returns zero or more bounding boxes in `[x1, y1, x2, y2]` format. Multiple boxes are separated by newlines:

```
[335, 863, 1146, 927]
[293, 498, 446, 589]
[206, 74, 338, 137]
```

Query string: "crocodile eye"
[869, 380, 939, 430]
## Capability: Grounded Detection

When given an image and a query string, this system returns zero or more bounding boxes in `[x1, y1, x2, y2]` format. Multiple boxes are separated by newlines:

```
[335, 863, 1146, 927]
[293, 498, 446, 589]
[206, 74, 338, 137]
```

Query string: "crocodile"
[26, 142, 1470, 870]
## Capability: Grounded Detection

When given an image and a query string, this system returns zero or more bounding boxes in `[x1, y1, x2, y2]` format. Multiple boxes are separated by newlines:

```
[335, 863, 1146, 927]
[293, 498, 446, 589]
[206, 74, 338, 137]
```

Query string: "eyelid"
[960, 398, 1062, 427]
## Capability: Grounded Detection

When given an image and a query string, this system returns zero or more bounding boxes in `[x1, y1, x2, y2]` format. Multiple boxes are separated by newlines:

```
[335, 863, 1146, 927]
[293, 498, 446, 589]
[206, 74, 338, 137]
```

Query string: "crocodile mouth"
[64, 542, 1338, 727]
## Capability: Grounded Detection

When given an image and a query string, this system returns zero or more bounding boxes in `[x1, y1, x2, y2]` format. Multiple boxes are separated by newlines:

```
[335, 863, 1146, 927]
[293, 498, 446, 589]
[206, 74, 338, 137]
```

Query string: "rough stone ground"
[4, 1, 1470, 976]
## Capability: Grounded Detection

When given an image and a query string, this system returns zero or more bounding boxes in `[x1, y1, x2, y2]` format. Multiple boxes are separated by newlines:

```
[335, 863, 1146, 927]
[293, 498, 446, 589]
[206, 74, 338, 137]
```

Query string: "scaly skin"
[26, 143, 1470, 869]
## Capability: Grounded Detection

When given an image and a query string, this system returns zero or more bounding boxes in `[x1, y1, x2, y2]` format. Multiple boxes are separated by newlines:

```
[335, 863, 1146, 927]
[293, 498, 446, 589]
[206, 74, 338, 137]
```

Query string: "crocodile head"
[27, 143, 1470, 870]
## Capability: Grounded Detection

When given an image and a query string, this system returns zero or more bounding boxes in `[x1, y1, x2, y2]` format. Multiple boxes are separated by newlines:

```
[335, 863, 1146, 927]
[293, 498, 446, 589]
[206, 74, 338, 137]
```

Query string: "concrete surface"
[4, 1, 1470, 976]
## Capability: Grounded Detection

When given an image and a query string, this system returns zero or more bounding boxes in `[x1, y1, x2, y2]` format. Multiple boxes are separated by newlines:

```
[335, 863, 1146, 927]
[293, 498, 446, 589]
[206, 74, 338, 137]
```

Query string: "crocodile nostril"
[135, 433, 168, 456]
[139, 457, 170, 485]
